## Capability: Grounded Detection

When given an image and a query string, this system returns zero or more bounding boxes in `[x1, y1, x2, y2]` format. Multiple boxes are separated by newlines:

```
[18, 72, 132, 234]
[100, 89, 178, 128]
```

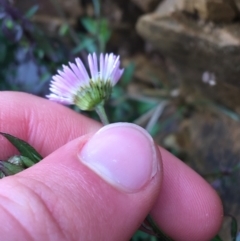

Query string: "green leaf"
[8, 155, 24, 166]
[5, 19, 14, 29]
[211, 235, 223, 241]
[24, 5, 39, 19]
[59, 23, 69, 36]
[231, 216, 238, 241]
[132, 230, 157, 241]
[0, 161, 25, 176]
[121, 62, 135, 87]
[72, 37, 97, 54]
[81, 17, 97, 35]
[20, 156, 36, 168]
[99, 19, 111, 42]
[0, 132, 43, 163]
[0, 172, 5, 178]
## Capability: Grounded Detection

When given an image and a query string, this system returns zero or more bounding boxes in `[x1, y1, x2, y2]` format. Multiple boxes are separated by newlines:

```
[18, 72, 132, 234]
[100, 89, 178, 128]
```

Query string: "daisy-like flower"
[47, 53, 124, 111]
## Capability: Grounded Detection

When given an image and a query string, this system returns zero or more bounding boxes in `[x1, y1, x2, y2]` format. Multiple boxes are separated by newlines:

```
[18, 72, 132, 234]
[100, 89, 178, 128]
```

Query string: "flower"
[47, 53, 124, 110]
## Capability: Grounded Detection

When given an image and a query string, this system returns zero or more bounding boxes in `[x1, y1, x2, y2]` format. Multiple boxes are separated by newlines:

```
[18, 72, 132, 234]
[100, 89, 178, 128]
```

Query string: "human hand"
[0, 92, 223, 241]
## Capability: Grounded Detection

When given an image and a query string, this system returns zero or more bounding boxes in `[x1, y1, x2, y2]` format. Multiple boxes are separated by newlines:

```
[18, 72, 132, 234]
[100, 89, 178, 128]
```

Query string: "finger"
[151, 148, 223, 241]
[0, 91, 223, 240]
[0, 91, 101, 158]
[0, 123, 162, 241]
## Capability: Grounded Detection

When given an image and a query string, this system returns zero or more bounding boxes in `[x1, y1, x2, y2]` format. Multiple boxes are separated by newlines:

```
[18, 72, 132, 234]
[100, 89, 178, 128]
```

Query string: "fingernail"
[79, 123, 159, 193]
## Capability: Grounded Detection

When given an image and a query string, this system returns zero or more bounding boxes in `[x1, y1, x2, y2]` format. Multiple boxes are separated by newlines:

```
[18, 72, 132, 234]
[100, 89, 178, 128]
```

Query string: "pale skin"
[0, 92, 223, 241]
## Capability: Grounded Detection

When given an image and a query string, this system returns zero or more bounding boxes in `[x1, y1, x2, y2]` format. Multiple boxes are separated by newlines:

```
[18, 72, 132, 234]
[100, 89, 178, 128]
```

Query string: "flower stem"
[95, 103, 109, 125]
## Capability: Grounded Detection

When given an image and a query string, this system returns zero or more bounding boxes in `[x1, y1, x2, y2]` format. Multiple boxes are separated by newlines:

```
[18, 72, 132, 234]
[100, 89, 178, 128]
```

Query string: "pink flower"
[47, 53, 124, 110]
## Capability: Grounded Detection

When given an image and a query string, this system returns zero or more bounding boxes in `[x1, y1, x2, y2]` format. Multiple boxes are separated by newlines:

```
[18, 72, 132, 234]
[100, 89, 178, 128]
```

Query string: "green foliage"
[24, 5, 39, 19]
[211, 235, 223, 241]
[211, 216, 239, 241]
[231, 216, 238, 241]
[121, 62, 136, 87]
[0, 132, 43, 163]
[131, 231, 157, 241]
[0, 132, 43, 178]
[0, 1, 73, 93]
[75, 17, 111, 53]
[59, 23, 69, 36]
[0, 161, 25, 176]
[72, 34, 97, 54]
[0, 0, 113, 93]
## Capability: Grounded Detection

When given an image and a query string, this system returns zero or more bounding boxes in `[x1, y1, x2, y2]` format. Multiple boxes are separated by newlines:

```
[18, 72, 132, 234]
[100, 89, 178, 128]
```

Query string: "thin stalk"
[95, 103, 109, 125]
[92, 0, 101, 18]
[92, 0, 105, 53]
[146, 100, 168, 133]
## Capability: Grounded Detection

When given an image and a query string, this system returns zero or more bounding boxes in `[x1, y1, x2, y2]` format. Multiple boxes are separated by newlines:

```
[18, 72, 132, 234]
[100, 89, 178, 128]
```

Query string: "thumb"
[0, 123, 162, 241]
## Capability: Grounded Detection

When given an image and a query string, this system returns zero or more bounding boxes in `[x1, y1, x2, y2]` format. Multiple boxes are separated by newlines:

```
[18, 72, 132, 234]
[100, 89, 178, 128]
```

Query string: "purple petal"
[76, 58, 89, 81]
[46, 93, 73, 105]
[99, 53, 104, 80]
[88, 53, 98, 81]
[69, 63, 87, 84]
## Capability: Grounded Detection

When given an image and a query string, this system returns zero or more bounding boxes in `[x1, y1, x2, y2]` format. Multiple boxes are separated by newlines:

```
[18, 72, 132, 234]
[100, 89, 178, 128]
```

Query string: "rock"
[175, 107, 240, 240]
[195, 0, 236, 22]
[155, 0, 194, 16]
[235, 0, 240, 11]
[123, 54, 169, 85]
[136, 12, 240, 112]
[131, 0, 162, 12]
[156, 0, 237, 22]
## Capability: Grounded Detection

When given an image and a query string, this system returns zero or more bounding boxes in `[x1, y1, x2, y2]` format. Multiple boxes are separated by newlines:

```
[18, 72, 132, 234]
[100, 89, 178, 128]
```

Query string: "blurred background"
[0, 0, 240, 240]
